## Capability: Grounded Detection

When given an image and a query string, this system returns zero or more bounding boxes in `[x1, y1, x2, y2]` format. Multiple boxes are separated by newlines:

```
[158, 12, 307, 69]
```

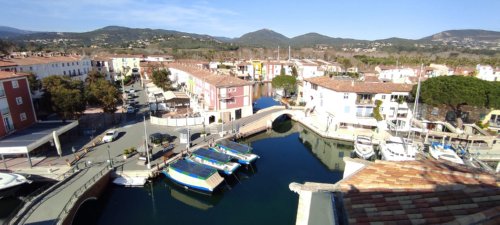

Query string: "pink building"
[168, 63, 253, 124]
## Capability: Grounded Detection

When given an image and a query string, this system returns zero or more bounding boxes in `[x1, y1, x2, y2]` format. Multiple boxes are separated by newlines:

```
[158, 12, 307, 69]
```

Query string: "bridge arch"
[70, 197, 98, 225]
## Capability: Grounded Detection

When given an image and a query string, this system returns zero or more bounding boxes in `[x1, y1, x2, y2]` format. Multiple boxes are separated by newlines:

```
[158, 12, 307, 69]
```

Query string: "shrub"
[373, 100, 384, 121]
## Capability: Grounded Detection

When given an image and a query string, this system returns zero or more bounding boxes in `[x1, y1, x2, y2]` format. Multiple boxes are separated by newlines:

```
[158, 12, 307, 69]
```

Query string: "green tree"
[291, 66, 298, 77]
[86, 70, 105, 85]
[416, 75, 494, 116]
[27, 73, 40, 93]
[272, 75, 297, 97]
[42, 75, 85, 120]
[86, 79, 120, 113]
[152, 68, 172, 91]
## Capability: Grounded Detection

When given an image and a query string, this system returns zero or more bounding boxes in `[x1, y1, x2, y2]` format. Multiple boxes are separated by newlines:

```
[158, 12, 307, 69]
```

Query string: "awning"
[0, 121, 78, 155]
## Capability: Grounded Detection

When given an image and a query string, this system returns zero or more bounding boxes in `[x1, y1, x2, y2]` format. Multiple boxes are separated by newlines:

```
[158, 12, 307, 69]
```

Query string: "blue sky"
[2, 0, 499, 40]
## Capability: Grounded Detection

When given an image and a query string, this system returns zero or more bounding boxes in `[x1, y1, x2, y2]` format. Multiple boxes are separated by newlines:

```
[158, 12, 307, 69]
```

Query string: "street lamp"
[107, 144, 112, 167]
[143, 113, 151, 169]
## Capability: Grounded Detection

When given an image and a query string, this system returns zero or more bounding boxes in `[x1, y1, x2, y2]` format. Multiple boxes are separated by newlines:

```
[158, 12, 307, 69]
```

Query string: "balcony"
[219, 93, 233, 100]
[356, 99, 374, 105]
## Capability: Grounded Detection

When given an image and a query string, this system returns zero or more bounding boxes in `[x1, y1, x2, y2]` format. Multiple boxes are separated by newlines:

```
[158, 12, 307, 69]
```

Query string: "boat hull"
[211, 147, 258, 165]
[162, 168, 223, 193]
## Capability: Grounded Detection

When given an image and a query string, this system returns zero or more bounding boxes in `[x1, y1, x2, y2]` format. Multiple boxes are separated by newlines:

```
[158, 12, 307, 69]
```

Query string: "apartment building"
[0, 71, 36, 137]
[168, 63, 253, 123]
[0, 54, 91, 81]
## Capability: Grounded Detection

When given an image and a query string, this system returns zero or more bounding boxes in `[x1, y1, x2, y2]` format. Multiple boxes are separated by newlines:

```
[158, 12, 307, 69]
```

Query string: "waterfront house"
[294, 59, 324, 80]
[290, 158, 500, 225]
[168, 63, 253, 124]
[302, 76, 414, 131]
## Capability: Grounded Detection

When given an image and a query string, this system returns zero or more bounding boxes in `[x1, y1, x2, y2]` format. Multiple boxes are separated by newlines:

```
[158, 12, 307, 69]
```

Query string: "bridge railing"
[6, 161, 90, 225]
[54, 165, 110, 225]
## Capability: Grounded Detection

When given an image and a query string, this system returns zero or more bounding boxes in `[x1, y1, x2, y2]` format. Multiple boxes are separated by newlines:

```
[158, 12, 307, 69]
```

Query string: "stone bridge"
[9, 163, 111, 225]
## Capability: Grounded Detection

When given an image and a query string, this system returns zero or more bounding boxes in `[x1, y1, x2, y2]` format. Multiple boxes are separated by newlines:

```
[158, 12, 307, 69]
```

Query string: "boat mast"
[407, 63, 423, 141]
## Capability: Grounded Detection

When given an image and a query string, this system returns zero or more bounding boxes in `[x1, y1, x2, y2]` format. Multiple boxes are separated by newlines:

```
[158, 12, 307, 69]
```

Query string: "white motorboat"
[429, 142, 464, 165]
[379, 136, 419, 161]
[112, 176, 147, 187]
[353, 135, 375, 160]
[0, 172, 30, 198]
[162, 159, 224, 193]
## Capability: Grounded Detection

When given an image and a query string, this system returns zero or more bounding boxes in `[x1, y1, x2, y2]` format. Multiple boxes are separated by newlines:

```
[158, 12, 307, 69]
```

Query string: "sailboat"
[379, 64, 423, 161]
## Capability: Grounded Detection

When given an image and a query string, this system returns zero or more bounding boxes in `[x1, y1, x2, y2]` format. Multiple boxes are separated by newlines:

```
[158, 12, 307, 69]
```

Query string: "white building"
[375, 66, 417, 83]
[2, 55, 91, 81]
[144, 55, 174, 62]
[476, 64, 499, 81]
[294, 60, 323, 80]
[110, 54, 143, 79]
[302, 76, 414, 131]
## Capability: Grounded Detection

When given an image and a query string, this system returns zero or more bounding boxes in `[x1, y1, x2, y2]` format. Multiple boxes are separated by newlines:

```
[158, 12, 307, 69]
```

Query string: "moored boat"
[214, 139, 259, 165]
[379, 136, 419, 161]
[429, 142, 464, 165]
[0, 172, 30, 198]
[188, 148, 240, 175]
[162, 159, 224, 193]
[353, 135, 375, 160]
[112, 176, 147, 187]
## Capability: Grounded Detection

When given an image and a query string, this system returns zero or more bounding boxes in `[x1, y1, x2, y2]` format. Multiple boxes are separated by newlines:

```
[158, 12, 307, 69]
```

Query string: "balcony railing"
[355, 99, 374, 105]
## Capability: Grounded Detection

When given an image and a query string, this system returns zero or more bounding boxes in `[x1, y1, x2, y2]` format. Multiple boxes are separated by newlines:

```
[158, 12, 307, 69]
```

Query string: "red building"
[0, 71, 37, 137]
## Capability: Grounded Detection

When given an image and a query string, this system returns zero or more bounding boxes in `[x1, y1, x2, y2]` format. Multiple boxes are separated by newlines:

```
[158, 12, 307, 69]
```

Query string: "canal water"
[74, 120, 353, 225]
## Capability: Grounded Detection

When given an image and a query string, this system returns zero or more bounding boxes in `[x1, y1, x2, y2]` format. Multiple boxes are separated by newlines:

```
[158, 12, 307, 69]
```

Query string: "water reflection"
[252, 82, 274, 100]
[298, 125, 353, 171]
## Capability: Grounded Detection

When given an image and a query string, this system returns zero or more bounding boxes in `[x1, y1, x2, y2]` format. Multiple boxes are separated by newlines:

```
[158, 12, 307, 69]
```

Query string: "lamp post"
[107, 144, 112, 168]
[143, 113, 151, 169]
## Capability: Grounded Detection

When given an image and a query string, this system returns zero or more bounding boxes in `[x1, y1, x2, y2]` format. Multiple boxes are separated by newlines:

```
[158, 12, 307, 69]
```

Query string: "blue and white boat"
[214, 139, 259, 165]
[429, 142, 464, 165]
[188, 148, 240, 175]
[162, 159, 224, 193]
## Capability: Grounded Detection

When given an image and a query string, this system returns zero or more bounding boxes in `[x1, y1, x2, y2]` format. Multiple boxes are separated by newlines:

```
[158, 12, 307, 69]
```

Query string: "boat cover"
[170, 160, 217, 179]
[216, 139, 252, 154]
[193, 148, 231, 163]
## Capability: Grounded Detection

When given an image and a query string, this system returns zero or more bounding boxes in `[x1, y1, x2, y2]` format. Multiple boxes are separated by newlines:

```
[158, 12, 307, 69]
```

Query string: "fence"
[150, 115, 204, 126]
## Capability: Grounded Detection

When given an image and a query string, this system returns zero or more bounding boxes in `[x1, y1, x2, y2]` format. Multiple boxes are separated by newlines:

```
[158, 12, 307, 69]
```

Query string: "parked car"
[128, 88, 135, 93]
[102, 130, 118, 143]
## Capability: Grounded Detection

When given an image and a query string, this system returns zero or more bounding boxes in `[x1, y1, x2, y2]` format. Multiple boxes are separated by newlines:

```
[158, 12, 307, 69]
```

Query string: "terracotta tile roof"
[0, 60, 18, 67]
[338, 160, 500, 224]
[0, 71, 29, 80]
[7, 56, 86, 65]
[168, 63, 252, 87]
[363, 75, 380, 82]
[305, 76, 414, 94]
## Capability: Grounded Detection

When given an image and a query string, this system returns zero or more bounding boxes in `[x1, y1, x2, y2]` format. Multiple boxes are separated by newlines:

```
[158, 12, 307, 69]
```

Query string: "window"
[338, 151, 344, 158]
[72, 62, 74, 66]
[344, 93, 349, 99]
[67, 63, 70, 66]
[63, 71, 66, 75]
[382, 95, 386, 99]
[311, 84, 318, 90]
[16, 97, 23, 105]
[12, 80, 19, 88]
[77, 62, 79, 65]
[62, 63, 65, 67]
[20, 112, 27, 121]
